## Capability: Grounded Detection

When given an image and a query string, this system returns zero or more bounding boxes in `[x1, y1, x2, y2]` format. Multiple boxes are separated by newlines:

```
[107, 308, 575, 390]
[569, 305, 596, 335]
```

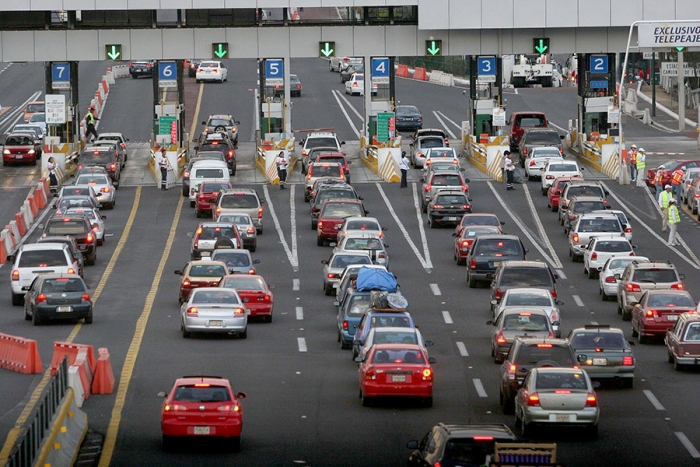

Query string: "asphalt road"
[2, 58, 700, 467]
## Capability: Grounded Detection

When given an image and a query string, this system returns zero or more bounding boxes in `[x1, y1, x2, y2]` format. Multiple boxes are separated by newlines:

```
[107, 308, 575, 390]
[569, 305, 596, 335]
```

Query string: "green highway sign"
[319, 41, 335, 58]
[158, 116, 177, 135]
[377, 112, 395, 143]
[533, 38, 550, 54]
[106, 44, 122, 60]
[212, 42, 229, 59]
[426, 40, 442, 57]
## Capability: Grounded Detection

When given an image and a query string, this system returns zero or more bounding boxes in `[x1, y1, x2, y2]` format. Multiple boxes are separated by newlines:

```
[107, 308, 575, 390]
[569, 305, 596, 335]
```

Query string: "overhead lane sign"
[425, 40, 442, 56]
[477, 57, 496, 83]
[533, 38, 549, 54]
[158, 61, 177, 88]
[51, 63, 70, 90]
[639, 22, 700, 48]
[319, 42, 335, 58]
[265, 59, 284, 86]
[212, 43, 228, 59]
[106, 45, 121, 60]
[371, 58, 390, 84]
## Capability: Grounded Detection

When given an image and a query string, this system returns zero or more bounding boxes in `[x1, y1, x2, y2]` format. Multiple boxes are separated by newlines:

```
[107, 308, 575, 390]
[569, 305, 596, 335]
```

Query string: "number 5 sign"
[158, 61, 177, 88]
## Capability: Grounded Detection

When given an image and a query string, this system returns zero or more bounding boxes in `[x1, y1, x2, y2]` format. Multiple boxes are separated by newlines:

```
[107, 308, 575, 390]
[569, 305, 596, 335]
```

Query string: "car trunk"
[537, 390, 589, 411]
[46, 293, 84, 306]
[187, 275, 222, 289]
[647, 307, 694, 324]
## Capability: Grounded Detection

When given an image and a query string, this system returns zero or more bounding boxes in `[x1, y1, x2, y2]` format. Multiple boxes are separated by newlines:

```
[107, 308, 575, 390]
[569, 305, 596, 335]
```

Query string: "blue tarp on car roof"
[355, 267, 397, 292]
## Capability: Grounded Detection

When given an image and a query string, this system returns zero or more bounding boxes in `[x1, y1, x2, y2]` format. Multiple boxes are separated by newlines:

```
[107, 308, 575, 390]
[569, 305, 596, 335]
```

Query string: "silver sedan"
[515, 367, 600, 439]
[321, 251, 372, 295]
[180, 288, 248, 338]
[491, 288, 564, 338]
[74, 174, 116, 209]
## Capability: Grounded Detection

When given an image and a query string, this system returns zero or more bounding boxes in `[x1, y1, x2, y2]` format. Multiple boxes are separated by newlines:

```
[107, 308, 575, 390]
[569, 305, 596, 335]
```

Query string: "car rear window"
[475, 239, 523, 257]
[213, 251, 250, 267]
[344, 237, 384, 251]
[331, 254, 372, 268]
[80, 153, 112, 164]
[684, 323, 700, 341]
[420, 137, 444, 148]
[503, 314, 549, 331]
[189, 264, 227, 277]
[500, 268, 553, 287]
[373, 331, 417, 344]
[431, 174, 463, 186]
[201, 183, 230, 192]
[194, 168, 225, 179]
[577, 219, 621, 232]
[208, 118, 231, 127]
[174, 385, 230, 402]
[532, 148, 561, 158]
[436, 194, 468, 205]
[647, 294, 694, 307]
[504, 292, 551, 307]
[462, 215, 500, 227]
[346, 219, 379, 231]
[567, 186, 605, 198]
[370, 348, 425, 364]
[318, 156, 345, 165]
[573, 201, 606, 213]
[75, 175, 109, 185]
[370, 314, 411, 328]
[321, 203, 363, 218]
[443, 438, 502, 464]
[218, 215, 252, 225]
[316, 190, 355, 205]
[61, 187, 92, 197]
[535, 371, 587, 389]
[517, 116, 546, 127]
[549, 164, 578, 172]
[609, 258, 638, 270]
[307, 138, 339, 149]
[571, 332, 626, 349]
[515, 345, 574, 366]
[312, 165, 342, 177]
[596, 241, 632, 253]
[525, 132, 560, 145]
[43, 277, 86, 293]
[58, 198, 93, 209]
[198, 226, 238, 240]
[220, 276, 265, 290]
[632, 269, 679, 283]
[191, 289, 241, 304]
[45, 220, 88, 235]
[65, 209, 97, 221]
[347, 294, 371, 317]
[18, 250, 67, 267]
[220, 194, 258, 209]
[428, 148, 454, 158]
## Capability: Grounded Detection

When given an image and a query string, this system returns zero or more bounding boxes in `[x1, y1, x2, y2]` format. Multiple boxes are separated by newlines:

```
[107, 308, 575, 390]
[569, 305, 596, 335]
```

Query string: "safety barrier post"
[0, 332, 43, 374]
[22, 201, 34, 226]
[8, 220, 21, 246]
[92, 348, 116, 394]
[0, 229, 9, 264]
[27, 190, 39, 217]
[34, 184, 47, 209]
[413, 67, 428, 81]
[14, 212, 27, 236]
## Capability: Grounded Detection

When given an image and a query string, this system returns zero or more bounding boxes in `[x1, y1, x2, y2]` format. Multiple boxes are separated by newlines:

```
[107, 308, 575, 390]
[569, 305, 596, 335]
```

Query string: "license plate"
[553, 413, 574, 422]
[16, 155, 23, 159]
[592, 358, 607, 366]
[200, 251, 211, 257]
[489, 262, 497, 268]
[392, 374, 406, 382]
[209, 320, 223, 327]
[667, 315, 679, 321]
[445, 217, 459, 221]
[193, 426, 210, 435]
[78, 245, 87, 250]
[57, 306, 73, 312]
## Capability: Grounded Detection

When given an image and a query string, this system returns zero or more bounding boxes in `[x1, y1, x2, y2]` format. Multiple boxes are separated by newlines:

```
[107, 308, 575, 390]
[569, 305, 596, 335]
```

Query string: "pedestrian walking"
[628, 144, 638, 182]
[47, 156, 58, 192]
[667, 198, 681, 246]
[399, 151, 409, 188]
[84, 107, 98, 143]
[670, 167, 684, 199]
[505, 151, 515, 190]
[158, 147, 169, 190]
[635, 148, 647, 187]
[659, 184, 673, 232]
[501, 150, 508, 183]
[276, 151, 288, 190]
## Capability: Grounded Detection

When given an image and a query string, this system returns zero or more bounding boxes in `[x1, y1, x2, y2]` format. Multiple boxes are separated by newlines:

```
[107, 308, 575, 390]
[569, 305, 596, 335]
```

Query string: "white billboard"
[639, 23, 700, 48]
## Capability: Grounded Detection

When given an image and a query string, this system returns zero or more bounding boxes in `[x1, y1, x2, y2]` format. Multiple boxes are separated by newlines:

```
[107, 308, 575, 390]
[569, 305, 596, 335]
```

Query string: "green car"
[568, 324, 635, 388]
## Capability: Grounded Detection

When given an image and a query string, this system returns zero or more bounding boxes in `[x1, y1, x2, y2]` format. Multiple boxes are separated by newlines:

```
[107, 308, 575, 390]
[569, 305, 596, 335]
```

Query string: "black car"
[24, 274, 92, 325]
[466, 235, 527, 288]
[395, 105, 423, 133]
[427, 190, 472, 228]
[187, 59, 201, 77]
[196, 135, 236, 175]
[77, 147, 121, 186]
[406, 423, 517, 467]
[129, 60, 154, 78]
[42, 215, 98, 265]
[518, 128, 564, 162]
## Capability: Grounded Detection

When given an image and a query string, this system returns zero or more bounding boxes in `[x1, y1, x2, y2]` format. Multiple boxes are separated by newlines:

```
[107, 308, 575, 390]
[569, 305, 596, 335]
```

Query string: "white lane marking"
[435, 110, 463, 131]
[643, 390, 666, 411]
[0, 90, 42, 130]
[296, 307, 303, 320]
[572, 295, 584, 307]
[290, 184, 298, 266]
[555, 269, 567, 280]
[297, 337, 307, 352]
[336, 91, 363, 120]
[293, 278, 300, 291]
[442, 311, 453, 324]
[523, 183, 563, 268]
[331, 90, 360, 138]
[456, 342, 469, 356]
[473, 379, 488, 398]
[430, 283, 441, 295]
[432, 110, 457, 139]
[675, 432, 700, 459]
[375, 183, 433, 271]
[603, 182, 700, 270]
[262, 185, 299, 271]
[487, 182, 559, 269]
[590, 321, 599, 325]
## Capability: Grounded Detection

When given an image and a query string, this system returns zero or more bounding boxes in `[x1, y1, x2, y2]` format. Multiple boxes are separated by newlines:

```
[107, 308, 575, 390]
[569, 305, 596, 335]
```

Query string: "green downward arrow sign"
[106, 45, 121, 60]
[427, 40, 441, 56]
[214, 44, 227, 58]
[535, 39, 548, 54]
[321, 43, 334, 57]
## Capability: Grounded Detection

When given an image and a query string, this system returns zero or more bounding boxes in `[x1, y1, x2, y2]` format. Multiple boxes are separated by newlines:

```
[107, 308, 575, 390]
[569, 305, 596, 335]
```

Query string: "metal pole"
[651, 52, 656, 117]
[678, 51, 686, 131]
[617, 23, 638, 186]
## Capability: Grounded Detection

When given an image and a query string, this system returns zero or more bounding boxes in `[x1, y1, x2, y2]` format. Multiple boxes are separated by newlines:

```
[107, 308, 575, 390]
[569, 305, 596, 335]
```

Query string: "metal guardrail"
[8, 359, 68, 467]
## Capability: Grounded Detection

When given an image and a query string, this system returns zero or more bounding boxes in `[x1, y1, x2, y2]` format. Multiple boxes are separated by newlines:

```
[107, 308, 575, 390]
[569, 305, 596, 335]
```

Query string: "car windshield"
[322, 203, 363, 218]
[26, 103, 44, 113]
[567, 186, 605, 198]
[5, 135, 33, 145]
[475, 239, 522, 257]
[549, 164, 578, 172]
[500, 268, 552, 287]
[430, 174, 462, 186]
[503, 314, 549, 331]
[189, 264, 227, 277]
[505, 292, 551, 307]
[345, 220, 379, 231]
[647, 294, 694, 307]
[525, 132, 560, 145]
[18, 250, 67, 267]
[75, 175, 109, 185]
[344, 237, 383, 251]
[436, 194, 467, 205]
[191, 289, 240, 304]
[307, 138, 339, 149]
[370, 348, 424, 364]
[312, 165, 341, 177]
[212, 251, 250, 267]
[173, 385, 230, 402]
[573, 201, 606, 213]
[331, 254, 371, 268]
[577, 219, 621, 232]
[200, 62, 220, 68]
[535, 371, 587, 389]
[571, 332, 626, 349]
[220, 276, 266, 290]
[420, 137, 444, 149]
[595, 241, 632, 253]
[45, 220, 87, 235]
[42, 277, 86, 293]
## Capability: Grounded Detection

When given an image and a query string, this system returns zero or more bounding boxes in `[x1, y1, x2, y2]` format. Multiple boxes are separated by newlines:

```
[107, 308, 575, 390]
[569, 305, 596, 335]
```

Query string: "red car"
[317, 199, 367, 246]
[316, 153, 352, 183]
[453, 225, 501, 265]
[3, 132, 39, 166]
[547, 175, 584, 212]
[219, 274, 274, 322]
[632, 290, 696, 344]
[174, 260, 228, 304]
[357, 343, 435, 407]
[161, 375, 247, 451]
[646, 160, 700, 189]
[195, 181, 232, 218]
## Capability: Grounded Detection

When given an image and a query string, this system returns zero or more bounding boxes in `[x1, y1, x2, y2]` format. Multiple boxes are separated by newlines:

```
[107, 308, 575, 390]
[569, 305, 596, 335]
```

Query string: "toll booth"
[366, 57, 395, 144]
[44, 61, 80, 147]
[152, 60, 186, 149]
[258, 59, 285, 138]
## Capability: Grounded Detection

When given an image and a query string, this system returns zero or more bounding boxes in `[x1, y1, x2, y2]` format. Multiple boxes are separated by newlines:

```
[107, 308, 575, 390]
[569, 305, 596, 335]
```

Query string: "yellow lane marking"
[188, 82, 205, 148]
[98, 194, 184, 466]
[0, 187, 143, 465]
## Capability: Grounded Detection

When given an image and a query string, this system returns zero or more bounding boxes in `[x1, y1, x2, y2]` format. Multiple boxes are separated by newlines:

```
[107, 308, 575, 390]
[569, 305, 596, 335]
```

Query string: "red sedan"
[547, 175, 584, 212]
[3, 132, 39, 166]
[632, 290, 696, 344]
[195, 181, 232, 218]
[357, 343, 435, 407]
[161, 376, 247, 451]
[218, 274, 274, 322]
[646, 160, 700, 189]
[453, 225, 501, 265]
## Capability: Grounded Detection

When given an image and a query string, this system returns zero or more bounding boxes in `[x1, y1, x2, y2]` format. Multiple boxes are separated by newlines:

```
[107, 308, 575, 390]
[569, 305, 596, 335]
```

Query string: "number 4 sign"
[371, 58, 390, 84]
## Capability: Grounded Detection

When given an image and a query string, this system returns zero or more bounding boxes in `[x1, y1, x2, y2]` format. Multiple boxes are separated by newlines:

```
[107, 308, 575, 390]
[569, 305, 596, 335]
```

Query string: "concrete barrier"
[8, 220, 21, 246]
[0, 229, 11, 264]
[429, 70, 454, 86]
[0, 332, 43, 374]
[34, 388, 88, 467]
[22, 200, 34, 226]
[111, 64, 130, 78]
[413, 67, 428, 81]
[14, 212, 27, 236]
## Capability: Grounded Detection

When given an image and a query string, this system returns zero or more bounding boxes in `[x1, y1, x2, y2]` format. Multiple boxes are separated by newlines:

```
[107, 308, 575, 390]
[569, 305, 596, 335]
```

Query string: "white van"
[8, 243, 80, 305]
[188, 160, 230, 207]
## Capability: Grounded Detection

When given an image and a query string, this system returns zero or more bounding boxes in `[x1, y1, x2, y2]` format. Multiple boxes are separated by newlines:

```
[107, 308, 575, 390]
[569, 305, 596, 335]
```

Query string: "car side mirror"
[6, 255, 14, 262]
[577, 354, 587, 363]
[157, 391, 167, 398]
[235, 121, 240, 125]
[253, 259, 261, 264]
[364, 210, 370, 215]
[452, 232, 458, 237]
[340, 141, 346, 145]
[632, 244, 638, 249]
[424, 340, 434, 347]
[592, 381, 601, 389]
[605, 205, 611, 209]
[553, 273, 559, 279]
[201, 121, 206, 125]
[358, 196, 364, 201]
[329, 242, 337, 247]
[333, 301, 340, 306]
[680, 274, 685, 280]
[428, 357, 436, 364]
[236, 392, 247, 399]
[556, 300, 565, 306]
[354, 356, 363, 362]
[614, 273, 621, 280]
[347, 161, 352, 164]
[524, 248, 529, 253]
[464, 178, 471, 183]
[383, 244, 389, 248]
[101, 215, 107, 219]
[174, 270, 182, 275]
[468, 197, 473, 201]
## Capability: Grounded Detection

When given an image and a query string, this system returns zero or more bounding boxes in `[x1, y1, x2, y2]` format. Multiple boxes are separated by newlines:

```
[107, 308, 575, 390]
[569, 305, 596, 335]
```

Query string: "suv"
[305, 162, 345, 201]
[547, 175, 584, 211]
[202, 115, 240, 147]
[190, 222, 242, 260]
[568, 213, 624, 262]
[299, 132, 345, 161]
[37, 236, 85, 276]
[8, 243, 80, 306]
[316, 199, 367, 246]
[666, 312, 700, 370]
[499, 337, 577, 413]
[490, 260, 559, 310]
[411, 133, 447, 168]
[196, 133, 236, 174]
[558, 181, 608, 217]
[561, 196, 609, 234]
[78, 147, 121, 185]
[616, 260, 685, 320]
[42, 215, 97, 266]
[426, 190, 472, 228]
[352, 305, 414, 360]
[129, 60, 154, 78]
[182, 152, 227, 197]
[214, 188, 265, 234]
[568, 324, 635, 387]
[466, 235, 527, 288]
[406, 423, 517, 467]
[421, 171, 469, 212]
[96, 132, 129, 164]
[518, 128, 564, 160]
[508, 111, 548, 152]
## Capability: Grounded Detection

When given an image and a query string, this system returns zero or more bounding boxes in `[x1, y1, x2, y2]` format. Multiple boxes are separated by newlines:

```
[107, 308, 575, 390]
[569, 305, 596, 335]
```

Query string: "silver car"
[491, 288, 564, 337]
[597, 256, 649, 301]
[58, 185, 102, 209]
[333, 232, 389, 269]
[334, 264, 389, 305]
[488, 308, 554, 362]
[63, 207, 106, 246]
[335, 217, 386, 246]
[523, 147, 564, 180]
[74, 173, 116, 209]
[321, 251, 372, 295]
[357, 327, 433, 362]
[210, 248, 259, 275]
[180, 287, 248, 338]
[515, 367, 600, 438]
[411, 135, 446, 168]
[217, 213, 257, 252]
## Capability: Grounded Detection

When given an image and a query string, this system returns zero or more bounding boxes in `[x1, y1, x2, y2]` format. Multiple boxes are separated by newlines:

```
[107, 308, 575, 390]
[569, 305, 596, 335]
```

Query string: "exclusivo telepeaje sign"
[638, 22, 700, 48]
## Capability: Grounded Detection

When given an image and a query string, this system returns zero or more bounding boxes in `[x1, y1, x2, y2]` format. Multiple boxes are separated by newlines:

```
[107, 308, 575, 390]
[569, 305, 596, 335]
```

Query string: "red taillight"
[422, 368, 433, 381]
[67, 268, 75, 274]
[671, 283, 685, 290]
[529, 160, 536, 167]
[92, 225, 99, 231]
[198, 194, 205, 200]
[470, 259, 477, 270]
[82, 293, 91, 302]
[536, 343, 553, 348]
[624, 227, 632, 233]
[263, 294, 271, 302]
[646, 309, 659, 318]
[110, 163, 116, 170]
[327, 273, 336, 279]
[86, 233, 94, 243]
[36, 293, 47, 303]
[527, 393, 540, 406]
[569, 214, 577, 221]
[572, 233, 579, 243]
[227, 151, 234, 158]
[462, 185, 469, 193]
[120, 143, 126, 149]
[11, 270, 20, 281]
[342, 320, 348, 331]
[248, 269, 255, 275]
[184, 171, 190, 178]
[461, 240, 471, 249]
[591, 252, 597, 260]
[585, 394, 598, 407]
[425, 185, 431, 193]
[186, 307, 198, 316]
[626, 283, 641, 292]
[432, 204, 443, 209]
[318, 221, 323, 228]
[258, 207, 264, 219]
[365, 369, 376, 380]
[496, 332, 506, 344]
[605, 276, 617, 283]
[494, 288, 502, 300]
[234, 308, 245, 315]
[247, 226, 255, 235]
[546, 175, 555, 180]
[183, 279, 191, 287]
[622, 355, 634, 366]
[101, 187, 110, 193]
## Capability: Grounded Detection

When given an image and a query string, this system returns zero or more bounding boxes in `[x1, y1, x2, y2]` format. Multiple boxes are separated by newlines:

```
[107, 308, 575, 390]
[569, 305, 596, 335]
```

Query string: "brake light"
[365, 369, 376, 380]
[86, 233, 94, 243]
[444, 139, 450, 146]
[470, 259, 477, 270]
[646, 309, 659, 318]
[110, 163, 116, 170]
[422, 368, 433, 381]
[496, 332, 506, 344]
[494, 288, 502, 300]
[671, 283, 685, 290]
[546, 175, 555, 180]
[605, 276, 617, 283]
[184, 171, 190, 178]
[263, 294, 271, 302]
[233, 308, 245, 315]
[425, 159, 432, 166]
[622, 355, 634, 366]
[555, 390, 571, 394]
[199, 194, 205, 200]
[342, 320, 348, 331]
[432, 204, 443, 209]
[461, 240, 471, 249]
[537, 343, 553, 348]
[82, 293, 91, 302]
[591, 252, 597, 260]
[425, 185, 431, 193]
[572, 233, 579, 243]
[258, 207, 264, 219]
[462, 185, 469, 193]
[529, 160, 536, 167]
[318, 221, 323, 228]
[67, 268, 75, 274]
[626, 283, 641, 292]
[247, 226, 255, 235]
[585, 394, 598, 407]
[100, 187, 110, 193]
[36, 293, 47, 303]
[569, 214, 577, 221]
[527, 393, 540, 406]
[164, 404, 187, 412]
[12, 270, 19, 281]
[183, 279, 190, 287]
[186, 307, 198, 316]
[327, 273, 336, 279]
[247, 268, 256, 275]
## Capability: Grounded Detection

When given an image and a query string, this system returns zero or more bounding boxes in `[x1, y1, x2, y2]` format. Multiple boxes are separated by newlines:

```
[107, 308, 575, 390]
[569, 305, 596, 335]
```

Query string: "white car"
[598, 256, 649, 301]
[28, 113, 47, 135]
[357, 327, 433, 362]
[568, 213, 624, 262]
[491, 288, 564, 337]
[582, 236, 635, 279]
[329, 56, 361, 72]
[344, 74, 377, 96]
[680, 167, 700, 204]
[540, 161, 584, 195]
[196, 61, 228, 83]
[591, 209, 632, 241]
[64, 207, 107, 246]
[96, 132, 129, 164]
[333, 232, 389, 269]
[336, 216, 386, 245]
[13, 123, 45, 140]
[524, 147, 564, 180]
[180, 287, 247, 339]
[74, 173, 115, 209]
[424, 147, 458, 166]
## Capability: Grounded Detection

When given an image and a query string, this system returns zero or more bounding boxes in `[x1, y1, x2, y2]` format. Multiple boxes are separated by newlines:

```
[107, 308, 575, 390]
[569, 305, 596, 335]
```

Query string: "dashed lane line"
[572, 295, 585, 307]
[293, 278, 300, 291]
[262, 184, 299, 271]
[289, 184, 299, 266]
[442, 311, 453, 324]
[297, 337, 308, 352]
[643, 390, 665, 411]
[296, 307, 303, 320]
[331, 90, 360, 138]
[675, 432, 700, 459]
[473, 379, 488, 398]
[456, 342, 469, 357]
[430, 284, 441, 295]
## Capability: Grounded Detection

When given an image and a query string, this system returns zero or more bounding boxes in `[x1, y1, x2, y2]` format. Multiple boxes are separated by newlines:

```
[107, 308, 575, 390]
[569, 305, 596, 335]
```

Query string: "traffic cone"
[91, 347, 116, 394]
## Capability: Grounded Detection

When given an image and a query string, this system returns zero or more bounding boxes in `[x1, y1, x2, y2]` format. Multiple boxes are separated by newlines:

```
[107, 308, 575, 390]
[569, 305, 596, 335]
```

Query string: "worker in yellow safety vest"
[635, 148, 646, 187]
[658, 185, 674, 232]
[667, 198, 681, 247]
[629, 144, 638, 182]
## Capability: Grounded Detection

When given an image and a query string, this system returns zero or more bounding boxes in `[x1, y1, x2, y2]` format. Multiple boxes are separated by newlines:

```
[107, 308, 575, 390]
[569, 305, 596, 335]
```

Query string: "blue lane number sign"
[371, 58, 390, 84]
[51, 63, 70, 90]
[265, 59, 284, 86]
[477, 57, 497, 82]
[589, 55, 608, 74]
[158, 61, 177, 88]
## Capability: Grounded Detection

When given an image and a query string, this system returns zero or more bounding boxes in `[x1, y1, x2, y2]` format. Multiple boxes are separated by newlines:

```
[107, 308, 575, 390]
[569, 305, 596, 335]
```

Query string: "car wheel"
[361, 391, 373, 407]
[196, 210, 202, 218]
[317, 235, 324, 246]
[601, 290, 611, 301]
[24, 306, 31, 321]
[520, 413, 530, 437]
[551, 204, 557, 212]
[673, 355, 684, 371]
[638, 331, 649, 344]
[588, 268, 596, 279]
[239, 328, 247, 339]
[84, 310, 93, 324]
[230, 436, 241, 453]
[352, 347, 358, 361]
[311, 219, 317, 230]
[32, 312, 42, 326]
[587, 425, 599, 440]
[429, 218, 436, 228]
[541, 187, 548, 195]
[621, 309, 631, 321]
[265, 314, 273, 323]
[250, 243, 256, 253]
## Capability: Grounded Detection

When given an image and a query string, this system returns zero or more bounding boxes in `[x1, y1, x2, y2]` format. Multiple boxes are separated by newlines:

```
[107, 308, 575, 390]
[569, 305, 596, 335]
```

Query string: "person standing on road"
[158, 147, 169, 190]
[505, 151, 515, 191]
[671, 167, 684, 199]
[399, 151, 409, 188]
[635, 148, 647, 187]
[659, 184, 673, 232]
[47, 156, 58, 192]
[276, 150, 288, 190]
[501, 150, 509, 184]
[668, 198, 681, 246]
[628, 144, 638, 182]
[84, 107, 98, 143]
[655, 170, 664, 195]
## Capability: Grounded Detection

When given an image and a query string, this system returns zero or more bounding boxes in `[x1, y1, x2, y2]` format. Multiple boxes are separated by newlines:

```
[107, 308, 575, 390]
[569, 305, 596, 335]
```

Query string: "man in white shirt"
[399, 151, 409, 188]
[276, 151, 289, 190]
